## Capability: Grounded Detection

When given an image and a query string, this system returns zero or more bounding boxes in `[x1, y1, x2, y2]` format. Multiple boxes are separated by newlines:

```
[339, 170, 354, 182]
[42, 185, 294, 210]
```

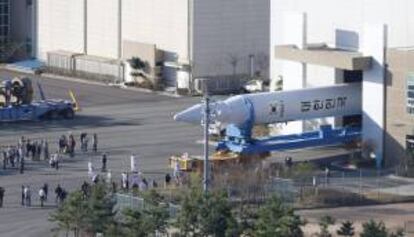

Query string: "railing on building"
[46, 51, 124, 83]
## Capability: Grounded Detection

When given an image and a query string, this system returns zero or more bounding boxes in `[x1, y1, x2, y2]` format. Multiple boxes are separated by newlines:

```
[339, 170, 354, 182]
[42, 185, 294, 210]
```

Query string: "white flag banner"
[131, 154, 138, 172]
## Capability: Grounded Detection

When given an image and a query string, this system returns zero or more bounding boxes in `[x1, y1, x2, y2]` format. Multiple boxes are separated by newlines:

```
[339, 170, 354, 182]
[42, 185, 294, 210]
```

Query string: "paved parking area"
[0, 70, 205, 236]
[1, 70, 414, 236]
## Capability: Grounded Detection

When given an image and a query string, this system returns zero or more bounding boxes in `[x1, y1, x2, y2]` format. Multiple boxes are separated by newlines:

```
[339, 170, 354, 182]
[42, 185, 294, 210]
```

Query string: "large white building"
[34, 0, 270, 88]
[270, 0, 414, 167]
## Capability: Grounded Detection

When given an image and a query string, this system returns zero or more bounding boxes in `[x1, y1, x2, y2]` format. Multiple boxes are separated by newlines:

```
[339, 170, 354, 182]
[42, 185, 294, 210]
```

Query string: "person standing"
[24, 186, 31, 207]
[43, 140, 49, 160]
[80, 132, 87, 152]
[2, 150, 6, 170]
[121, 172, 129, 190]
[101, 153, 107, 172]
[0, 186, 4, 208]
[31, 141, 37, 160]
[88, 161, 94, 177]
[39, 187, 46, 207]
[36, 142, 42, 160]
[51, 153, 59, 170]
[68, 133, 76, 157]
[17, 146, 23, 164]
[21, 185, 25, 206]
[92, 133, 98, 153]
[165, 173, 171, 188]
[19, 156, 24, 174]
[26, 139, 31, 157]
[43, 183, 49, 201]
[55, 184, 63, 205]
[81, 181, 90, 199]
[106, 170, 112, 184]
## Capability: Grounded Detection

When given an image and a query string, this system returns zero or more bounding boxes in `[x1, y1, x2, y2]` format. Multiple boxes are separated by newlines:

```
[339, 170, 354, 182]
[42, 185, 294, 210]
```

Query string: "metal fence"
[46, 51, 124, 84]
[115, 193, 181, 218]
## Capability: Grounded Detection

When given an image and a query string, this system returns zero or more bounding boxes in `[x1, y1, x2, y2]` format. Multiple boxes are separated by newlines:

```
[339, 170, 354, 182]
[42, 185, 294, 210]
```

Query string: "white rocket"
[174, 83, 361, 126]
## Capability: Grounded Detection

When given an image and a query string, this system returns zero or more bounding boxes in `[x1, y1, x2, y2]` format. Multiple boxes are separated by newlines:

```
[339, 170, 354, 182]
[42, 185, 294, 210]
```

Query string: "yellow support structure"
[69, 90, 81, 112]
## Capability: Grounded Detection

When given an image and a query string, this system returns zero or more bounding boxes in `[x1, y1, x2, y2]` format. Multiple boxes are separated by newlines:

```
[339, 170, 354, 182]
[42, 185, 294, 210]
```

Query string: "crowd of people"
[1, 132, 98, 172]
[18, 183, 69, 208]
[0, 131, 182, 209]
[0, 132, 98, 208]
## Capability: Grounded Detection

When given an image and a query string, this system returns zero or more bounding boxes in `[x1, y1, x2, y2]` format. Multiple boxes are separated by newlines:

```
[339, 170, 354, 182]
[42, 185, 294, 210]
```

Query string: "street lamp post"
[203, 84, 210, 193]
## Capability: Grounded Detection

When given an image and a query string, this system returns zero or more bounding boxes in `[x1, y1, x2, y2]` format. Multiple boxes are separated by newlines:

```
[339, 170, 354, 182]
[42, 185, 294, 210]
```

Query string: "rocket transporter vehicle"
[174, 83, 362, 154]
[0, 77, 76, 122]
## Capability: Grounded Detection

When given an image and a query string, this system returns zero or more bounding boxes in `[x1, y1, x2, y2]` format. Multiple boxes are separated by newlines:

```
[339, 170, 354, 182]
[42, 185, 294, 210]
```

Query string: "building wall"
[87, 0, 120, 59]
[122, 0, 188, 86]
[192, 0, 270, 79]
[385, 49, 414, 166]
[271, 0, 414, 85]
[0, 0, 10, 43]
[37, 0, 85, 60]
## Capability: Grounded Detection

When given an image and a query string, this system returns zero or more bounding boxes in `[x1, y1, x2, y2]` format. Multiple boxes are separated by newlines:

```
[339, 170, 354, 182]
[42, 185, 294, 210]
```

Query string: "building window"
[407, 74, 414, 114]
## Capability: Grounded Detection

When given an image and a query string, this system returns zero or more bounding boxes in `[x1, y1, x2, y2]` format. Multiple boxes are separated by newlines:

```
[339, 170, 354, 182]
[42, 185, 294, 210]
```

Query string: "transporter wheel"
[61, 108, 75, 120]
[46, 110, 60, 120]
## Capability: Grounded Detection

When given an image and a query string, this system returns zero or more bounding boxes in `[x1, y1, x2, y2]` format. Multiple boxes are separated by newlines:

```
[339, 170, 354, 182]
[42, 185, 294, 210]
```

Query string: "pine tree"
[360, 220, 404, 237]
[360, 220, 388, 237]
[198, 191, 239, 237]
[337, 220, 355, 236]
[49, 191, 90, 237]
[254, 195, 306, 237]
[316, 215, 336, 237]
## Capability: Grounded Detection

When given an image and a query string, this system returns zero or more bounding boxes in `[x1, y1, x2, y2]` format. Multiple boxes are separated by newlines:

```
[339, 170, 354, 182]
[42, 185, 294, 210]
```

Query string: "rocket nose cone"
[173, 104, 203, 124]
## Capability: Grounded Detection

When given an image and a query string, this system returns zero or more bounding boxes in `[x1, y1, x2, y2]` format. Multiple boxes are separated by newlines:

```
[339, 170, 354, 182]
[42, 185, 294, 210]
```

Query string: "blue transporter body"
[0, 77, 76, 122]
[217, 124, 362, 154]
[0, 99, 75, 122]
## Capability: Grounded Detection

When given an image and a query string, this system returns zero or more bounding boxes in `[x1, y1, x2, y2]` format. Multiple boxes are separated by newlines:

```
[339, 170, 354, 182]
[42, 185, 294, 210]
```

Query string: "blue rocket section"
[216, 97, 362, 154]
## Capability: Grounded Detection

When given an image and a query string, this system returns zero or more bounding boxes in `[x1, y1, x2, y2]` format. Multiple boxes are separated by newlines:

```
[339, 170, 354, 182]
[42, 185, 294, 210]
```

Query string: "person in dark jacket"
[101, 153, 107, 172]
[0, 186, 5, 208]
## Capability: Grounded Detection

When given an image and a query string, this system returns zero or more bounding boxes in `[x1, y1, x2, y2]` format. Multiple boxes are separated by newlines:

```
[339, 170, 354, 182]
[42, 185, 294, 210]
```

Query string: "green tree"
[122, 208, 147, 237]
[316, 215, 336, 237]
[50, 184, 116, 237]
[49, 191, 89, 237]
[83, 184, 116, 234]
[175, 184, 239, 237]
[121, 189, 169, 237]
[336, 220, 354, 236]
[128, 57, 146, 71]
[360, 220, 388, 237]
[254, 195, 305, 237]
[141, 190, 169, 236]
[175, 184, 203, 236]
[360, 220, 404, 237]
[198, 191, 239, 237]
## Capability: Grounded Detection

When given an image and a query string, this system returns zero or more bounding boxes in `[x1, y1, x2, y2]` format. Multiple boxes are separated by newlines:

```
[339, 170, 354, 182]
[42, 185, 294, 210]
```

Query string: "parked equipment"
[0, 77, 76, 122]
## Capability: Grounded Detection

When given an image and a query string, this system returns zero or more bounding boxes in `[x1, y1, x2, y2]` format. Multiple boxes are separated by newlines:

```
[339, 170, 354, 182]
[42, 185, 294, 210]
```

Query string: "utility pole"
[203, 83, 210, 193]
